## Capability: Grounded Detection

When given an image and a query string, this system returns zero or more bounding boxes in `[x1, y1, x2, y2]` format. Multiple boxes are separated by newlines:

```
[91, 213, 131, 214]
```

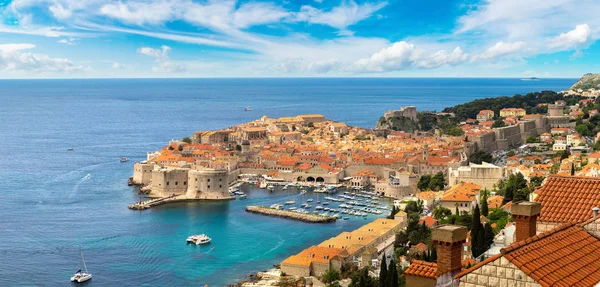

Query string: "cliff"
[570, 73, 600, 90]
[376, 115, 419, 132]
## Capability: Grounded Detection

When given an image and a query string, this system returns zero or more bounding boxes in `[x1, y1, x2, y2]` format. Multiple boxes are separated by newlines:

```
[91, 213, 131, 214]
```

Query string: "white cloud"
[0, 43, 85, 74]
[57, 37, 77, 45]
[99, 1, 178, 26]
[308, 58, 340, 73]
[549, 24, 594, 51]
[112, 62, 122, 69]
[415, 47, 468, 69]
[137, 45, 184, 73]
[350, 41, 469, 72]
[233, 2, 290, 28]
[295, 1, 387, 32]
[49, 2, 72, 20]
[477, 41, 526, 60]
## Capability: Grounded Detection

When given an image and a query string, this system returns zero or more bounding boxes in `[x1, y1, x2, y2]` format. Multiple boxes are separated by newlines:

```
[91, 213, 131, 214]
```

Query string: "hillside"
[571, 73, 600, 90]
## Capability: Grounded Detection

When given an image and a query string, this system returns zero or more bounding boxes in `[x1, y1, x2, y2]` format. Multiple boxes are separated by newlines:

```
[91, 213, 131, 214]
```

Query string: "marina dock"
[245, 205, 337, 223]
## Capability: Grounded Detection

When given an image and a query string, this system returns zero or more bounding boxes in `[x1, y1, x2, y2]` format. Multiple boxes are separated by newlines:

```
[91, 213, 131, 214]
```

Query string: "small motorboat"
[71, 248, 92, 283]
[307, 198, 313, 202]
[284, 200, 296, 205]
[67, 148, 74, 151]
[244, 106, 253, 111]
[120, 157, 129, 162]
[187, 234, 211, 245]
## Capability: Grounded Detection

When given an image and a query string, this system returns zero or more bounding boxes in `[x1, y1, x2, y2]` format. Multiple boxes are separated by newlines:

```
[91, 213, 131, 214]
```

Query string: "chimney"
[593, 207, 600, 218]
[511, 201, 542, 242]
[432, 225, 467, 275]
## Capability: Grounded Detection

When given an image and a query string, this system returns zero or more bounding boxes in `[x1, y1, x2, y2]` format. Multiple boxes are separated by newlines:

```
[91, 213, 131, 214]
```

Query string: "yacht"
[120, 157, 129, 162]
[267, 185, 275, 191]
[307, 198, 313, 202]
[187, 234, 211, 245]
[270, 204, 283, 210]
[284, 200, 296, 205]
[71, 248, 92, 283]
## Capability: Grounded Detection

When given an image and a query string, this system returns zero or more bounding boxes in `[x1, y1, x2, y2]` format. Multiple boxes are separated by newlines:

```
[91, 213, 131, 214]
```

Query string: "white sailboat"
[71, 248, 92, 283]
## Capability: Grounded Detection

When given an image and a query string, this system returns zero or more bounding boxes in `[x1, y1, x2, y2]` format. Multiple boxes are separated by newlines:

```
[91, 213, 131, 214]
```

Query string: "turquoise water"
[0, 78, 575, 286]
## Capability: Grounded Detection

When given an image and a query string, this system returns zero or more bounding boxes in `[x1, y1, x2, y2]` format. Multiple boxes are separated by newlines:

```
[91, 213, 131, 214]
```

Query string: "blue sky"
[0, 0, 598, 78]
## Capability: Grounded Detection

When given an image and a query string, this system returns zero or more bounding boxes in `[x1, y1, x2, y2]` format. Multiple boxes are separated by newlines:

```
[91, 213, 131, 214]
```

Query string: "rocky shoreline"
[245, 206, 337, 223]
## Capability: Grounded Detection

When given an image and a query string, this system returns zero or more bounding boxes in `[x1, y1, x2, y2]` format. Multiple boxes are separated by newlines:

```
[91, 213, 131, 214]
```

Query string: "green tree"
[387, 205, 398, 219]
[576, 124, 590, 136]
[471, 205, 482, 258]
[388, 259, 399, 287]
[571, 163, 575, 176]
[529, 176, 545, 189]
[484, 222, 494, 247]
[235, 144, 242, 151]
[307, 122, 315, 128]
[417, 175, 431, 191]
[322, 269, 340, 284]
[432, 206, 452, 220]
[481, 191, 489, 217]
[526, 136, 537, 143]
[560, 149, 571, 160]
[379, 256, 387, 287]
[469, 150, 493, 164]
[492, 118, 506, 128]
[428, 172, 445, 191]
[182, 137, 192, 144]
[349, 267, 377, 287]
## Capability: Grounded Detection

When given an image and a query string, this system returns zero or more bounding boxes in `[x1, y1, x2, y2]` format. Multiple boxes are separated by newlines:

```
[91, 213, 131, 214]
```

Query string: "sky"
[0, 0, 599, 78]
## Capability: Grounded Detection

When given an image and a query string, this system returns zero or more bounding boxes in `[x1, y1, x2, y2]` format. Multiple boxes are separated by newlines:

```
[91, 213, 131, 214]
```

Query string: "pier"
[128, 194, 181, 210]
[245, 206, 337, 223]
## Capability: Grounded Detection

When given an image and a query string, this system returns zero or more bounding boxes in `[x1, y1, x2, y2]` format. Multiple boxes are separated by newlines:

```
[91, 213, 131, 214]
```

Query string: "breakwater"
[245, 206, 337, 223]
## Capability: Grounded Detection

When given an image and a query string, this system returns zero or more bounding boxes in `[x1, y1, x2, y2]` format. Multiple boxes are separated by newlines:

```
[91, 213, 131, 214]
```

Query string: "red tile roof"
[503, 223, 600, 287]
[405, 260, 438, 279]
[457, 222, 600, 286]
[535, 175, 600, 223]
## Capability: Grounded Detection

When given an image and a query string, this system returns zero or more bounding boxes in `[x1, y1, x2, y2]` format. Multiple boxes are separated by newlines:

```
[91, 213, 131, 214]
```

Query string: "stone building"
[448, 162, 503, 190]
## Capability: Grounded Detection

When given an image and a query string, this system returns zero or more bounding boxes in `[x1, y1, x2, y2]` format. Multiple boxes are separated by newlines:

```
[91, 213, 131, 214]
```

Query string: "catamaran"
[70, 248, 92, 283]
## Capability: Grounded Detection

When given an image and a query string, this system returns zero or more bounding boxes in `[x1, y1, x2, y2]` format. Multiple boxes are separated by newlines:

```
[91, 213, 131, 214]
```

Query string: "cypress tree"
[484, 222, 494, 247]
[471, 205, 482, 258]
[455, 205, 459, 216]
[477, 226, 486, 257]
[388, 258, 399, 287]
[379, 255, 387, 287]
[571, 163, 575, 176]
[481, 191, 489, 217]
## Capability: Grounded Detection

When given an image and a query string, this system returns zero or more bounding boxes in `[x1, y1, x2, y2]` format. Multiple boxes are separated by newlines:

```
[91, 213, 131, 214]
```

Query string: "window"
[166, 181, 169, 186]
[219, 178, 222, 182]
[207, 178, 210, 182]
[184, 181, 187, 185]
[175, 181, 178, 185]
[208, 185, 210, 189]
[219, 185, 222, 188]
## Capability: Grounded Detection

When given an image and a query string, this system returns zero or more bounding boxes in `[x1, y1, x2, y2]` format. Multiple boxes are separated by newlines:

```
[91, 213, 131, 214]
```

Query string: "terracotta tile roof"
[418, 216, 438, 227]
[281, 246, 345, 267]
[502, 223, 600, 287]
[405, 260, 438, 279]
[535, 175, 600, 223]
[487, 195, 504, 209]
[457, 222, 600, 286]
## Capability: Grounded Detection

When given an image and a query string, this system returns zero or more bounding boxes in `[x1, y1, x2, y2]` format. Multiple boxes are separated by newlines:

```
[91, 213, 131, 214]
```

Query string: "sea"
[0, 78, 575, 286]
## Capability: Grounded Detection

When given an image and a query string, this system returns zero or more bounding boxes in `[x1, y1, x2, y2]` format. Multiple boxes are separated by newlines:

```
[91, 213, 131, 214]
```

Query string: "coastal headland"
[245, 205, 337, 223]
